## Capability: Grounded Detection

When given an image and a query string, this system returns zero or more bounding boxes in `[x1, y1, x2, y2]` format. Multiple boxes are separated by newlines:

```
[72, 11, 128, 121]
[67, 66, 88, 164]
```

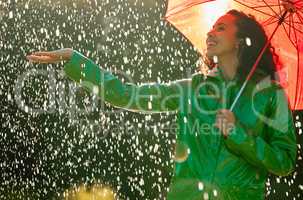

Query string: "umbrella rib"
[295, 52, 302, 109]
[282, 20, 302, 24]
[262, 19, 302, 35]
[262, 17, 280, 26]
[291, 13, 303, 43]
[293, 21, 301, 109]
[278, 0, 283, 18]
[280, 20, 300, 108]
[232, 0, 276, 18]
[293, 11, 303, 40]
[296, 10, 303, 24]
[262, 15, 276, 24]
[287, 14, 296, 49]
[289, 13, 292, 41]
[261, 0, 280, 18]
[284, 11, 303, 24]
[294, 4, 303, 109]
[251, 4, 282, 9]
[291, 14, 298, 49]
[281, 19, 297, 49]
[284, 6, 302, 24]
[281, 20, 303, 35]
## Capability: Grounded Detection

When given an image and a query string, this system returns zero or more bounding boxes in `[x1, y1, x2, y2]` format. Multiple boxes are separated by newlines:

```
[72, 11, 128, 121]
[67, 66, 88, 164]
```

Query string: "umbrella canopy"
[164, 0, 303, 110]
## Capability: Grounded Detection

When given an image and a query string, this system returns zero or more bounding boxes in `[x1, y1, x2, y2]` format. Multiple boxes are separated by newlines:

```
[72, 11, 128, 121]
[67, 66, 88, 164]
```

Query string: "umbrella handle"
[229, 11, 288, 111]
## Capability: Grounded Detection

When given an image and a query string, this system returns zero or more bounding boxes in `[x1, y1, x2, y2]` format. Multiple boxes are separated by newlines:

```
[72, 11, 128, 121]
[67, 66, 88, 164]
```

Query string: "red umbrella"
[164, 0, 303, 110]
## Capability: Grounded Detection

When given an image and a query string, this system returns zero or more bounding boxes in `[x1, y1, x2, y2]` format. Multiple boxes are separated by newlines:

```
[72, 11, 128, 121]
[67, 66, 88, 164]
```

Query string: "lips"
[206, 39, 218, 48]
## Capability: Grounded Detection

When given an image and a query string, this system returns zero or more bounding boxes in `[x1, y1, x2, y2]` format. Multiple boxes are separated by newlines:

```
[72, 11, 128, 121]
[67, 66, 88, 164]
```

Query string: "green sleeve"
[63, 50, 191, 113]
[224, 86, 297, 176]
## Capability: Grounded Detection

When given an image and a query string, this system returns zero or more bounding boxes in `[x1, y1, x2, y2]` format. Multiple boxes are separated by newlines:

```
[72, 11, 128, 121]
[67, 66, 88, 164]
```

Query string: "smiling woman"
[26, 9, 297, 200]
[204, 9, 280, 85]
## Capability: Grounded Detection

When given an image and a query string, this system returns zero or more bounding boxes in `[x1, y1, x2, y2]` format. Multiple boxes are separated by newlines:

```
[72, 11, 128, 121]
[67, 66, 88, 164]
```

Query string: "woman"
[27, 9, 296, 200]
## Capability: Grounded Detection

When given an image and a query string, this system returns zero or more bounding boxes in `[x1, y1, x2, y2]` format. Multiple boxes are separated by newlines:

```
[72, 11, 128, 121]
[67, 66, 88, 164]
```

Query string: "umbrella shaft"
[229, 11, 288, 111]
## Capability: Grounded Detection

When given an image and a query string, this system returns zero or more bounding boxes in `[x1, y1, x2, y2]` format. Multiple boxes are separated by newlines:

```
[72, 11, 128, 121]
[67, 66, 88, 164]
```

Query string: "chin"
[206, 50, 218, 58]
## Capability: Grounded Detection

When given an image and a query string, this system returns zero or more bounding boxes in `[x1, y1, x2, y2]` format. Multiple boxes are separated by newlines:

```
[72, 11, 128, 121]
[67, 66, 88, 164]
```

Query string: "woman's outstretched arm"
[65, 50, 192, 113]
[27, 49, 192, 113]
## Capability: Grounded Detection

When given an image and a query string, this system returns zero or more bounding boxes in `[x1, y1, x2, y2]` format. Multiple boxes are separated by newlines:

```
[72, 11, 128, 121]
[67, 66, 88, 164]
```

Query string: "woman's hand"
[26, 48, 73, 63]
[215, 109, 236, 138]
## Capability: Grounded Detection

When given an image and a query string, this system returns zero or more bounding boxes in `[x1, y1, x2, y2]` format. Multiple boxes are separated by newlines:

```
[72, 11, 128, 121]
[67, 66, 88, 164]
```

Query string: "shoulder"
[258, 78, 290, 111]
[251, 75, 288, 108]
[254, 75, 283, 93]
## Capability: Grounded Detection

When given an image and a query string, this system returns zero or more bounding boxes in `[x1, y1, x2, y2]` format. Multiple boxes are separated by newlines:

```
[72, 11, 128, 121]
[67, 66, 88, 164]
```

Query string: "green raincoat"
[64, 50, 297, 200]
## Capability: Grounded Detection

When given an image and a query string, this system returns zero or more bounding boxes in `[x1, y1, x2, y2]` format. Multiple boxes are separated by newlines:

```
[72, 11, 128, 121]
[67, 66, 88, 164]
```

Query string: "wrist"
[65, 48, 74, 61]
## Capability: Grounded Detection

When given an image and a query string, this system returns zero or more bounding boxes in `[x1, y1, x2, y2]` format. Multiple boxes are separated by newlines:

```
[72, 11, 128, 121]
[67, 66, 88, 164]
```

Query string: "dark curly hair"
[203, 9, 282, 84]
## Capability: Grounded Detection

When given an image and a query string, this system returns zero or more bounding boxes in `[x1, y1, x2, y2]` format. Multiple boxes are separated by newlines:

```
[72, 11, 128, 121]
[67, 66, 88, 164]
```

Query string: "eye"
[217, 26, 225, 31]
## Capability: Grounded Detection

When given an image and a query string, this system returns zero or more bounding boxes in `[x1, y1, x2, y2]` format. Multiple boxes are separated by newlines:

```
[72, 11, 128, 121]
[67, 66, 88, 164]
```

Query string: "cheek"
[220, 34, 237, 50]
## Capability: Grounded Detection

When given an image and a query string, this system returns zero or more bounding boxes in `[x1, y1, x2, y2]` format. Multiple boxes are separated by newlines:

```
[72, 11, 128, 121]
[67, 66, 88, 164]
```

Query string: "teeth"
[207, 41, 217, 46]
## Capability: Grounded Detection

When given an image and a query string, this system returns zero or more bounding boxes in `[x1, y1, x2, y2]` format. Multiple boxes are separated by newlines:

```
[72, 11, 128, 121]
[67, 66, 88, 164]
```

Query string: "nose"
[207, 29, 215, 37]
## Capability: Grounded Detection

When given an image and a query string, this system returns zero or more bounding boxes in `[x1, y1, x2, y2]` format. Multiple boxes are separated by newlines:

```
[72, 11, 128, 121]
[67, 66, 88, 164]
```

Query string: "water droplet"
[203, 192, 209, 200]
[148, 101, 152, 110]
[198, 182, 204, 191]
[245, 37, 252, 46]
[174, 141, 189, 163]
[213, 189, 218, 197]
[9, 11, 13, 19]
[213, 55, 218, 63]
[56, 29, 60, 37]
[92, 86, 99, 95]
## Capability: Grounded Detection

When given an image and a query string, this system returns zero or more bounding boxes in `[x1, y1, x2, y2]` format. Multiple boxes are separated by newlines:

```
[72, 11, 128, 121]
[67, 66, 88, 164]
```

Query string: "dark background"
[0, 0, 302, 199]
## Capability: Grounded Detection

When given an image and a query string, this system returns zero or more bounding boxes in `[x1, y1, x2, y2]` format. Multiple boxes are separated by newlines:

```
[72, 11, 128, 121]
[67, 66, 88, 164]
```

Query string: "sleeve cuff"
[63, 50, 88, 82]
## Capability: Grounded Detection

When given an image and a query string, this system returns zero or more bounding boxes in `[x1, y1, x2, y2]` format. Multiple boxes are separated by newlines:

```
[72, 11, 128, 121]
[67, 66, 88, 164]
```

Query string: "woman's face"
[206, 14, 240, 59]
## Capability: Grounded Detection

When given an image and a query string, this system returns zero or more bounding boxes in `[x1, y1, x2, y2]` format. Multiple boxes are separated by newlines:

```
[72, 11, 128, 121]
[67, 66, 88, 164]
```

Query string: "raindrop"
[245, 37, 252, 46]
[92, 86, 99, 95]
[55, 28, 60, 37]
[213, 55, 218, 64]
[198, 182, 204, 191]
[148, 101, 152, 110]
[9, 11, 13, 19]
[123, 56, 129, 64]
[173, 141, 189, 163]
[203, 192, 209, 200]
[7, 93, 11, 101]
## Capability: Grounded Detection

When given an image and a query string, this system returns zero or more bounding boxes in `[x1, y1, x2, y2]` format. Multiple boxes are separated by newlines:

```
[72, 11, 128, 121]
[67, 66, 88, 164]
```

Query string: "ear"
[236, 38, 245, 49]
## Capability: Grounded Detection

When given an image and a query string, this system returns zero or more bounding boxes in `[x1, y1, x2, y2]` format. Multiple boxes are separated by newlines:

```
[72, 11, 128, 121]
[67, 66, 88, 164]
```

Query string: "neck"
[217, 53, 239, 81]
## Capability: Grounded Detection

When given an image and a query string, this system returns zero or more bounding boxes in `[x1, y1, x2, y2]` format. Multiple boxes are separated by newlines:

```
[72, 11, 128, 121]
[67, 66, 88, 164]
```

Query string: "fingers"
[215, 115, 228, 137]
[26, 50, 61, 63]
[215, 109, 236, 138]
[217, 109, 235, 123]
[26, 55, 57, 63]
[30, 51, 56, 57]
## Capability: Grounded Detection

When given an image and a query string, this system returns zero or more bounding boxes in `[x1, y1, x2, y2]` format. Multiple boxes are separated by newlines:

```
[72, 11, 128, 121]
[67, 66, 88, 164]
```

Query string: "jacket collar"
[206, 66, 268, 84]
[206, 66, 239, 83]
